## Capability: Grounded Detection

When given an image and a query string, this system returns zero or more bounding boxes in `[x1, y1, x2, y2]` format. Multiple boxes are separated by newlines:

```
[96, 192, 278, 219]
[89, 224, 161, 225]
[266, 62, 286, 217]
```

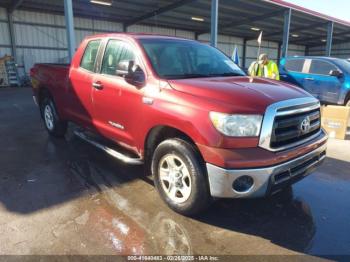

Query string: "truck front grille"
[258, 97, 322, 152]
[270, 109, 321, 148]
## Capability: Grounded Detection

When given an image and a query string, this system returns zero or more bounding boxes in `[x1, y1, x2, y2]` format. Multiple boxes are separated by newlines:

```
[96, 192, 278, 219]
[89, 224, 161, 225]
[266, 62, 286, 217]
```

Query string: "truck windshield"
[139, 39, 245, 79]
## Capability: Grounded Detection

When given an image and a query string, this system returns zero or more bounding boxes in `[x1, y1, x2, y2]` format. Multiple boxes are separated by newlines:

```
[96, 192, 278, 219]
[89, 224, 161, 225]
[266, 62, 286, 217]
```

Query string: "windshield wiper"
[164, 74, 211, 79]
[208, 72, 245, 77]
[164, 72, 245, 79]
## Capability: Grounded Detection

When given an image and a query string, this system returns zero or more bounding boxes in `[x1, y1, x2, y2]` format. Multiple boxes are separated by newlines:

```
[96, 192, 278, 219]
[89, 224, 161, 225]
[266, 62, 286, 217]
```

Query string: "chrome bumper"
[206, 143, 327, 198]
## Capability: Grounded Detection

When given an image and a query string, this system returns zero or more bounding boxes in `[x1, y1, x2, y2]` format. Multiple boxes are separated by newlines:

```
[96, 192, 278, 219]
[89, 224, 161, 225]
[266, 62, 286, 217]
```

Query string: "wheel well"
[38, 87, 51, 106]
[144, 126, 203, 164]
[345, 92, 350, 105]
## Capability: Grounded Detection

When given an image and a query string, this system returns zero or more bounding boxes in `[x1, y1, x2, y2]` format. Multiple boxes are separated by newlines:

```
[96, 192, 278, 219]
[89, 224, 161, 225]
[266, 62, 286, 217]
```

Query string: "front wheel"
[152, 138, 212, 216]
[40, 96, 67, 137]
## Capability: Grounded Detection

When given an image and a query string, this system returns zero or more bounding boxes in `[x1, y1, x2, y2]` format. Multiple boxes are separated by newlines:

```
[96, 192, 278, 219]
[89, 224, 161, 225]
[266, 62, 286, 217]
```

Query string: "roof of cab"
[84, 33, 194, 42]
[284, 56, 343, 61]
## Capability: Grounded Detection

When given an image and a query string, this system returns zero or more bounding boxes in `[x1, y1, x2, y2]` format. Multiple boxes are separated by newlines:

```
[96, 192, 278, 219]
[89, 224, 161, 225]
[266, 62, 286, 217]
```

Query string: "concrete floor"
[0, 88, 350, 257]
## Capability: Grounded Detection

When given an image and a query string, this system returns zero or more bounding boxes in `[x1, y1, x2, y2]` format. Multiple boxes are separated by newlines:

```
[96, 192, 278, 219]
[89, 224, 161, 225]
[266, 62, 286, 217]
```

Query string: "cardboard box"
[321, 105, 350, 140]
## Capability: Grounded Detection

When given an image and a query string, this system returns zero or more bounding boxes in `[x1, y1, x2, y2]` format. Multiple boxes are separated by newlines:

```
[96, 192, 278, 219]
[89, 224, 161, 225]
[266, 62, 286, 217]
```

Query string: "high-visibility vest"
[248, 61, 280, 80]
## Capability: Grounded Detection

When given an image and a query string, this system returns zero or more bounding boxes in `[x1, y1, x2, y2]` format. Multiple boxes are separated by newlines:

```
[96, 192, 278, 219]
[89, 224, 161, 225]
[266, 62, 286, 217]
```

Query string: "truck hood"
[168, 76, 311, 112]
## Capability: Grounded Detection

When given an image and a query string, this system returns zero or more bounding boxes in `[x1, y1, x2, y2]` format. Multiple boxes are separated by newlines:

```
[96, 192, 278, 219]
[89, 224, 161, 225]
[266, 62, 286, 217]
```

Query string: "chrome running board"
[74, 130, 143, 165]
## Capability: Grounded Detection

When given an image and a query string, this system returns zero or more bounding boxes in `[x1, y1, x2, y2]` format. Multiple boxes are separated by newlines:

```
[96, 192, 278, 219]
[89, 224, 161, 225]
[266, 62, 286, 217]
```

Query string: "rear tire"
[152, 138, 212, 216]
[345, 99, 350, 107]
[40, 96, 67, 137]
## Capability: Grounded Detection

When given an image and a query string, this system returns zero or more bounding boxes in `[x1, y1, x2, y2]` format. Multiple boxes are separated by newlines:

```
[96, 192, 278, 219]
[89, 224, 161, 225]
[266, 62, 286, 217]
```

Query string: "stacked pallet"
[0, 57, 8, 87]
[0, 55, 19, 87]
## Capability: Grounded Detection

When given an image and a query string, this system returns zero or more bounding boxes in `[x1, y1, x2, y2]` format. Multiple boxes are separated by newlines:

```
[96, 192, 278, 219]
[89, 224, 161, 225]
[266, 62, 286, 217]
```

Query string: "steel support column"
[325, 21, 334, 56]
[281, 8, 291, 58]
[64, 0, 75, 61]
[242, 38, 247, 68]
[210, 0, 219, 47]
[305, 45, 309, 56]
[7, 11, 17, 62]
[277, 42, 282, 64]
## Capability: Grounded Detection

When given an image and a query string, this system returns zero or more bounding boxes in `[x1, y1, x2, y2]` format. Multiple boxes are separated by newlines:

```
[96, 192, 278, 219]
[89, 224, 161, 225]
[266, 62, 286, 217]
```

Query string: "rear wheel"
[152, 138, 212, 216]
[345, 99, 350, 107]
[40, 96, 67, 137]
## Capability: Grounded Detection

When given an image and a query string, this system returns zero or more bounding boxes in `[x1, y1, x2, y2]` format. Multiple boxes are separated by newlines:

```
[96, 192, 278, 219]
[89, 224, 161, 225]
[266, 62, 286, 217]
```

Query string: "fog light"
[232, 176, 254, 193]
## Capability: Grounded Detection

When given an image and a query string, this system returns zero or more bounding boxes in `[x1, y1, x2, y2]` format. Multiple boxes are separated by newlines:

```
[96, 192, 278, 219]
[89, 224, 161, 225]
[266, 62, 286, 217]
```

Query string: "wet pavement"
[0, 88, 350, 257]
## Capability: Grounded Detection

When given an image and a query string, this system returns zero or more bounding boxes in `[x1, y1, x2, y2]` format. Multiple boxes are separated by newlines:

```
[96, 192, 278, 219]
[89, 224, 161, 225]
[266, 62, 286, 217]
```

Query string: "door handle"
[305, 77, 314, 81]
[92, 82, 103, 90]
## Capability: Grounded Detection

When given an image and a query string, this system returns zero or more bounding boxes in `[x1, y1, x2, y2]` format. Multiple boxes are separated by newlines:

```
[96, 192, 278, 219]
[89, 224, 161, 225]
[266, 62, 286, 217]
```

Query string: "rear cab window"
[285, 59, 305, 73]
[80, 39, 101, 72]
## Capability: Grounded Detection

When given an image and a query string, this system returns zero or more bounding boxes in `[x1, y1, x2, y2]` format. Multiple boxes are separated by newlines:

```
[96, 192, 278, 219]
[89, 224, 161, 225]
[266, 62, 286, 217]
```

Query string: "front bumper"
[206, 142, 327, 198]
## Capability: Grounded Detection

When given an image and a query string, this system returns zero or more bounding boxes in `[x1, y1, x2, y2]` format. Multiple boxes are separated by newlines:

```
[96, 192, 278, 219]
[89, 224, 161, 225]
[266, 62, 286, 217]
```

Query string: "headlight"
[209, 112, 263, 137]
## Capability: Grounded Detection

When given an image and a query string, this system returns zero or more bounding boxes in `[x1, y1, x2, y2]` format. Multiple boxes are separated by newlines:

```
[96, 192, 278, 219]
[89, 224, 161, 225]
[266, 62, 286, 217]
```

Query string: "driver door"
[92, 39, 144, 148]
[307, 59, 342, 104]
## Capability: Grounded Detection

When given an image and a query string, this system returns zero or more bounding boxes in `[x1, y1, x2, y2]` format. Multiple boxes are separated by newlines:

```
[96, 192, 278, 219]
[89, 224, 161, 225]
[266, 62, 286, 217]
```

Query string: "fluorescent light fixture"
[321, 39, 327, 42]
[291, 34, 299, 38]
[191, 17, 204, 22]
[251, 27, 260, 31]
[90, 0, 112, 6]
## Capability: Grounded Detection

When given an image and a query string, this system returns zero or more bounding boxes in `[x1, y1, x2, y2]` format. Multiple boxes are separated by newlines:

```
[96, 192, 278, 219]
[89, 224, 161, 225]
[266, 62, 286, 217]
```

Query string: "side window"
[285, 59, 305, 72]
[101, 40, 135, 76]
[80, 40, 101, 72]
[309, 60, 337, 75]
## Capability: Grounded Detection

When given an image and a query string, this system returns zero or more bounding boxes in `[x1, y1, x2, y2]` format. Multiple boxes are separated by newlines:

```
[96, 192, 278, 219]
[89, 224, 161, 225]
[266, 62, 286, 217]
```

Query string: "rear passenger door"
[306, 59, 342, 103]
[68, 39, 101, 128]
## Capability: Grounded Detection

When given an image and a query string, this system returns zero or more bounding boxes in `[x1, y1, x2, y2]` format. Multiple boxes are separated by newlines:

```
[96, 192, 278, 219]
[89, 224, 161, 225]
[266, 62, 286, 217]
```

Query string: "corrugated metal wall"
[198, 34, 244, 62]
[309, 43, 350, 58]
[0, 8, 11, 57]
[11, 8, 123, 76]
[0, 7, 308, 79]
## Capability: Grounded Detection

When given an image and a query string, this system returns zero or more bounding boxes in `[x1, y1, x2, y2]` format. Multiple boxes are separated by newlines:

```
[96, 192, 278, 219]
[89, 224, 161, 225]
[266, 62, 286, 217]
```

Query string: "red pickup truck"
[31, 33, 327, 215]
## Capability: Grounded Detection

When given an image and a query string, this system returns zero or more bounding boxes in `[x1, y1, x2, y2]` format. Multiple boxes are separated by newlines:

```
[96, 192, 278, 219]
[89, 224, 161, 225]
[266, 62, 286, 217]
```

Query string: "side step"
[74, 130, 143, 165]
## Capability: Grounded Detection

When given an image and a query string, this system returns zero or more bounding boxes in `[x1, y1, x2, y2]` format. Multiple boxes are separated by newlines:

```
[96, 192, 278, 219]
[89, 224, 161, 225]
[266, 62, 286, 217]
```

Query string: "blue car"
[279, 56, 350, 106]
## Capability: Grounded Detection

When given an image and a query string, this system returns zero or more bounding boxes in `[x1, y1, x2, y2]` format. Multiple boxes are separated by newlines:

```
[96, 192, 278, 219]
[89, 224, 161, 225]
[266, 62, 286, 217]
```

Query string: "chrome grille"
[259, 97, 322, 152]
[270, 109, 321, 148]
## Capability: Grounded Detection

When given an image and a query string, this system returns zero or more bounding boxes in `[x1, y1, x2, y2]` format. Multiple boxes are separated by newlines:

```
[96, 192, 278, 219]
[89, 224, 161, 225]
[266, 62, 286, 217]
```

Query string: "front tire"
[40, 96, 67, 137]
[152, 138, 212, 216]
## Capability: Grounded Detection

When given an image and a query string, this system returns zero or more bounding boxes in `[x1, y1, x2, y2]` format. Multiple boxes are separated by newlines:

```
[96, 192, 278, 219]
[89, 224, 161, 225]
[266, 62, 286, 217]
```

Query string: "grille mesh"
[270, 109, 321, 148]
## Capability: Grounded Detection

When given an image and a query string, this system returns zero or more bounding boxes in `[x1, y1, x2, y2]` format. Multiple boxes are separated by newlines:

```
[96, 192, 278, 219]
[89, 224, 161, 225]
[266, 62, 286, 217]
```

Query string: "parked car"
[30, 34, 327, 215]
[279, 56, 350, 106]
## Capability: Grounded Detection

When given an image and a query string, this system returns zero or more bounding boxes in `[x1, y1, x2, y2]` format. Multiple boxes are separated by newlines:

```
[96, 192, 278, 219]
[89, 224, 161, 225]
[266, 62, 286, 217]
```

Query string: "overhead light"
[291, 34, 299, 38]
[191, 17, 204, 22]
[321, 39, 327, 42]
[251, 27, 260, 31]
[90, 0, 112, 6]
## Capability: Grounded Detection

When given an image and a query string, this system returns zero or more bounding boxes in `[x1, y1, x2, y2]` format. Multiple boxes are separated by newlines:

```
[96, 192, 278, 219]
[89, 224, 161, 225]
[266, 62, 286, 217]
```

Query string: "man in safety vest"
[248, 53, 280, 80]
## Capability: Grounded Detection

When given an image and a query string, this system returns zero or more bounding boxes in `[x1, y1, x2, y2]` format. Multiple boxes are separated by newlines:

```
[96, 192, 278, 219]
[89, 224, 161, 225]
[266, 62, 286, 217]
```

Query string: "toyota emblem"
[300, 116, 311, 135]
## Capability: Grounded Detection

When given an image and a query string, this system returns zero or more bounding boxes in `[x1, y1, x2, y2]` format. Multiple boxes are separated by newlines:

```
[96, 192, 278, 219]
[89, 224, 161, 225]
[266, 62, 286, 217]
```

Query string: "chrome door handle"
[305, 77, 314, 81]
[92, 82, 103, 90]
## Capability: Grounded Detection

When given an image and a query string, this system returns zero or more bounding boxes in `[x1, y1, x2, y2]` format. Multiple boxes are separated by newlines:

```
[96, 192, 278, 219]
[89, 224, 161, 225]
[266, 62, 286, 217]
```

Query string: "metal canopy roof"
[1, 0, 350, 47]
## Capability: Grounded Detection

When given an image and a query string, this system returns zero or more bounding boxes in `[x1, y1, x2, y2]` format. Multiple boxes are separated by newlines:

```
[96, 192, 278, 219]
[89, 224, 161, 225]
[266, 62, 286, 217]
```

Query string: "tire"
[152, 138, 212, 216]
[40, 96, 67, 137]
[345, 98, 350, 107]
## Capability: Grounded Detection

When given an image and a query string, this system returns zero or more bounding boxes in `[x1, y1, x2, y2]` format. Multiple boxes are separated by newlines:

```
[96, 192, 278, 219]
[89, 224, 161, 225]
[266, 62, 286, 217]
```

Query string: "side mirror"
[116, 60, 145, 87]
[127, 65, 146, 88]
[329, 70, 343, 77]
[116, 60, 131, 77]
